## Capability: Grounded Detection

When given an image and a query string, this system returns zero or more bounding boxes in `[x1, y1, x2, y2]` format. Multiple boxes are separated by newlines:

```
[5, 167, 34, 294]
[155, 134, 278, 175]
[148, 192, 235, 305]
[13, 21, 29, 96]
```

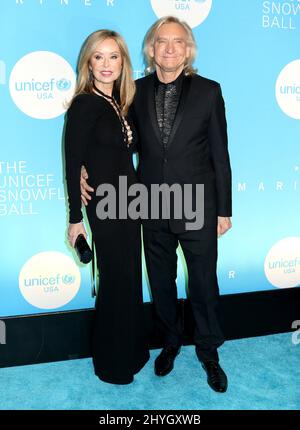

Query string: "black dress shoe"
[201, 361, 228, 393]
[154, 346, 180, 376]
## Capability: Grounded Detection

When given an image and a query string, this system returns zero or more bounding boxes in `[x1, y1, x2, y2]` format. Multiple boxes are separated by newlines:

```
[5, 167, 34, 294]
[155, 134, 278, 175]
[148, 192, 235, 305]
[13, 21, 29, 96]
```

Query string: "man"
[81, 16, 232, 393]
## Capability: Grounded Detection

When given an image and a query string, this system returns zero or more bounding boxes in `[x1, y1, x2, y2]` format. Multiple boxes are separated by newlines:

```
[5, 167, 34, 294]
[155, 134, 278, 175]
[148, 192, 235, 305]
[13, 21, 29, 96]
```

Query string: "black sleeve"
[208, 84, 232, 217]
[64, 94, 103, 224]
[128, 102, 140, 154]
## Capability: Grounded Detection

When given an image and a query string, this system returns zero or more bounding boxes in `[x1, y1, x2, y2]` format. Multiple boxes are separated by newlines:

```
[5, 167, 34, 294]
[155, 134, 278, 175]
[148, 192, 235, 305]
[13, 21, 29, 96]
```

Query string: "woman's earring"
[89, 69, 93, 82]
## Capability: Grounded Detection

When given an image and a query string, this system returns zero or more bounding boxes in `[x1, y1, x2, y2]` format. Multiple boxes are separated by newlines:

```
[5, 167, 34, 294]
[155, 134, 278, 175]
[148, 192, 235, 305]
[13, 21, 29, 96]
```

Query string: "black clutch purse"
[74, 234, 92, 264]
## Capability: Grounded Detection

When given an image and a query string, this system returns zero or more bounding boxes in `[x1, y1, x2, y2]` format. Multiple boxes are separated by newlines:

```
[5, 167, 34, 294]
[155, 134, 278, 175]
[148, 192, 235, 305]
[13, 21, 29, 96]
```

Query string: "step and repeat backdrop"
[0, 0, 299, 317]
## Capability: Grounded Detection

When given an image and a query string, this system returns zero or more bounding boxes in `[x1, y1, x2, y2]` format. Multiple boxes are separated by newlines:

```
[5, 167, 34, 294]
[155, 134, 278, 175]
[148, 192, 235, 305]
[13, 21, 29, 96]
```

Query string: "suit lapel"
[146, 75, 162, 145]
[167, 75, 192, 147]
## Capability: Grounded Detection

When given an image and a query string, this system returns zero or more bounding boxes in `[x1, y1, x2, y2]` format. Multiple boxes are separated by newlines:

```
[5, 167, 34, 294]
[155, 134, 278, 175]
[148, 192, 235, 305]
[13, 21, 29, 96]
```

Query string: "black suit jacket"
[131, 72, 232, 234]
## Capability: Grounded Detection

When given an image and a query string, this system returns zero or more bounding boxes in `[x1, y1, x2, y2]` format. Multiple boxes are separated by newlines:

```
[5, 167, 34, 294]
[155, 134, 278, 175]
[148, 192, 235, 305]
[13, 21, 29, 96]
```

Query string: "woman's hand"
[68, 222, 87, 247]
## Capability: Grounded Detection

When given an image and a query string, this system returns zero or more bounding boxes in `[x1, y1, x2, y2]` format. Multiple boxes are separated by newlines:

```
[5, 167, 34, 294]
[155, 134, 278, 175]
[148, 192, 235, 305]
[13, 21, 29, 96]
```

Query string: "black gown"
[64, 92, 150, 384]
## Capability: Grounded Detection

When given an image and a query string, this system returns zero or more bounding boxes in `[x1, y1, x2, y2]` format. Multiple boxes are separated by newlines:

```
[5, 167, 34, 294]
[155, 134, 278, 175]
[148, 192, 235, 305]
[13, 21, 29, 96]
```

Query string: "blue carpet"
[0, 333, 299, 410]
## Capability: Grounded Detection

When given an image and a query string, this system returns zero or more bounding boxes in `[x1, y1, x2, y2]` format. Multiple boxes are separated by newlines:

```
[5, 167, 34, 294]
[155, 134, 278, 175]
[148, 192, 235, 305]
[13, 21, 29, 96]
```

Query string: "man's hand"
[217, 216, 232, 238]
[80, 165, 94, 206]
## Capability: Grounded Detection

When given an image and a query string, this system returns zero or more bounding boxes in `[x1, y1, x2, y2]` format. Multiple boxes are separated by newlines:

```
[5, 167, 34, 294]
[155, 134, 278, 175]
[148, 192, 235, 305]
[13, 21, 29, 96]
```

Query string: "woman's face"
[89, 38, 123, 90]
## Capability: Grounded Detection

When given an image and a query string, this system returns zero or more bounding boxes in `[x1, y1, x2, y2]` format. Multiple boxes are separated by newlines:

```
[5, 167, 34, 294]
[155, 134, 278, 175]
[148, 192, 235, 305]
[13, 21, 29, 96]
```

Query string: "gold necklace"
[92, 84, 133, 147]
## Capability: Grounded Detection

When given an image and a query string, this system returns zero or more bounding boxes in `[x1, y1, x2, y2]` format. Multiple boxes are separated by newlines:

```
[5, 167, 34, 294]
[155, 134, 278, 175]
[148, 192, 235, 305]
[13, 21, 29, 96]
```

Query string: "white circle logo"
[19, 252, 81, 309]
[9, 51, 76, 119]
[150, 0, 212, 28]
[275, 59, 300, 120]
[264, 237, 300, 288]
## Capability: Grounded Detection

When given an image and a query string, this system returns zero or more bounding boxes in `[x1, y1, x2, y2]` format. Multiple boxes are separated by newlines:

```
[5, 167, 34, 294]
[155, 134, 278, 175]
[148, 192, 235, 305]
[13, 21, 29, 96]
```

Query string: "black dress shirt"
[154, 71, 184, 150]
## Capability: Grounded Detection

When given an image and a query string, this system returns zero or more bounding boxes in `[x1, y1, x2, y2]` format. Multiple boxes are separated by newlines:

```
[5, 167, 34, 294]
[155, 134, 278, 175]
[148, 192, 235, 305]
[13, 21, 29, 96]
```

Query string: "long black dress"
[64, 92, 150, 384]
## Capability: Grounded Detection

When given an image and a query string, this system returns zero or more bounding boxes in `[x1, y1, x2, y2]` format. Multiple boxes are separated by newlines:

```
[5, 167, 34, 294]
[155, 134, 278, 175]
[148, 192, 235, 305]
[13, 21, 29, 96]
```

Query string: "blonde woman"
[64, 30, 149, 384]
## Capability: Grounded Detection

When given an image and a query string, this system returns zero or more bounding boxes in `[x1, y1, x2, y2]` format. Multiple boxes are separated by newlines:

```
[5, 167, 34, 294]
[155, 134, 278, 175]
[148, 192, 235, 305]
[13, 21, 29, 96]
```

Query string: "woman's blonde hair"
[143, 16, 197, 75]
[71, 29, 135, 115]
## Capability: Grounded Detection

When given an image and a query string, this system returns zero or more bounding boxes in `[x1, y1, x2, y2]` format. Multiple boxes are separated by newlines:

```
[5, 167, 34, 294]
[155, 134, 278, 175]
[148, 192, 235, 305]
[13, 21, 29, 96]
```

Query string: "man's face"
[150, 22, 191, 74]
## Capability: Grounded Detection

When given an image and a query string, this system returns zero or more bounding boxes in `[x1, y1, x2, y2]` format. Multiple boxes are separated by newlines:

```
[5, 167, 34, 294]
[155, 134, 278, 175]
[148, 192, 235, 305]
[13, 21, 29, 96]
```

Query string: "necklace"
[92, 83, 133, 148]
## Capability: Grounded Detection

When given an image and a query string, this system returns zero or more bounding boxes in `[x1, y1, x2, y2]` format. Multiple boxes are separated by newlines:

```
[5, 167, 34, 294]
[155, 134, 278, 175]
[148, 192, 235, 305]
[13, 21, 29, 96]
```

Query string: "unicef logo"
[9, 51, 76, 119]
[19, 252, 81, 309]
[56, 78, 71, 91]
[62, 274, 75, 284]
[150, 0, 212, 28]
[264, 237, 300, 288]
[275, 59, 300, 120]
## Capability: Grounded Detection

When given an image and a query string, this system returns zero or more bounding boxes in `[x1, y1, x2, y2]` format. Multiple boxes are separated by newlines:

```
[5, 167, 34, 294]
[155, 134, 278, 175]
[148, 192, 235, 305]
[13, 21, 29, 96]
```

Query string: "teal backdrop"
[0, 0, 299, 317]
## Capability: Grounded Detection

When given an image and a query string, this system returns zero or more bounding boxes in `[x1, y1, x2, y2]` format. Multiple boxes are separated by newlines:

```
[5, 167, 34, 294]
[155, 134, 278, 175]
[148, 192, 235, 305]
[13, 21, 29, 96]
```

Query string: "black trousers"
[143, 221, 224, 362]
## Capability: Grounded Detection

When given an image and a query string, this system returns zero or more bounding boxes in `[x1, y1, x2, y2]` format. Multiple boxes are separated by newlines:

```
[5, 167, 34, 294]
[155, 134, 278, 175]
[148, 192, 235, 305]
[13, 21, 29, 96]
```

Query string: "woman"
[64, 29, 149, 384]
